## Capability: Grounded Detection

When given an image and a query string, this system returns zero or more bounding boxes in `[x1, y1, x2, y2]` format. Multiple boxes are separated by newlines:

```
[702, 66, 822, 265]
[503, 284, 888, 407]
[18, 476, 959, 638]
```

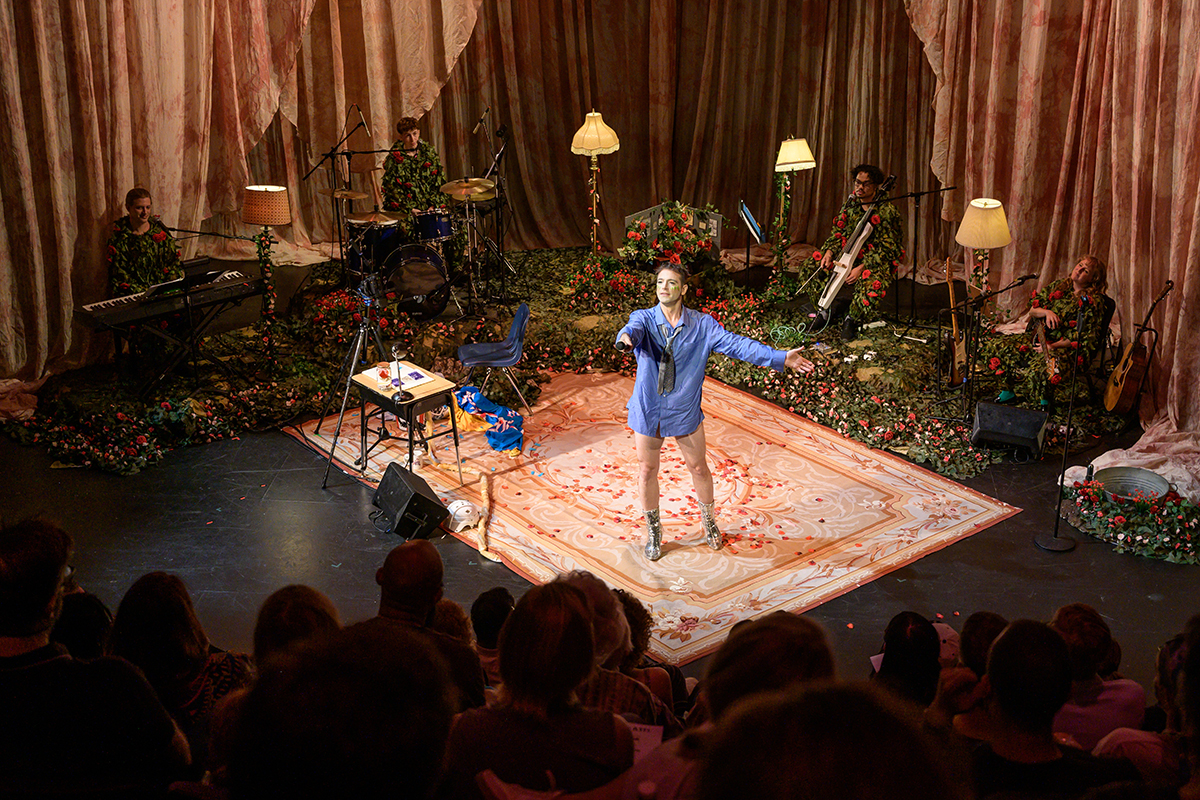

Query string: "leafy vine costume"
[382, 139, 447, 239]
[798, 192, 903, 321]
[107, 217, 182, 296]
[979, 277, 1107, 402]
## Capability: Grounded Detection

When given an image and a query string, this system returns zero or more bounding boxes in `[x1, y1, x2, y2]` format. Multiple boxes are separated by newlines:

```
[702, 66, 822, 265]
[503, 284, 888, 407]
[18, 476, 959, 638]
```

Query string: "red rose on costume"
[1031, 299, 1040, 307]
[424, 162, 431, 167]
[1051, 290, 1063, 300]
[872, 280, 881, 290]
[989, 357, 1001, 369]
[1077, 355, 1086, 365]
[870, 214, 881, 225]
[668, 252, 681, 264]
[812, 251, 821, 261]
[1019, 344, 1030, 353]
[152, 231, 167, 242]
[1050, 374, 1062, 384]
[862, 299, 870, 306]
[862, 270, 871, 279]
[1068, 319, 1076, 327]
[868, 291, 877, 298]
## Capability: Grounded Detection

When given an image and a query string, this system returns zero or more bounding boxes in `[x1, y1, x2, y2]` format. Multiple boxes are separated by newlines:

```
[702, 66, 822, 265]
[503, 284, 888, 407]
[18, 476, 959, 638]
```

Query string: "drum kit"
[337, 177, 497, 320]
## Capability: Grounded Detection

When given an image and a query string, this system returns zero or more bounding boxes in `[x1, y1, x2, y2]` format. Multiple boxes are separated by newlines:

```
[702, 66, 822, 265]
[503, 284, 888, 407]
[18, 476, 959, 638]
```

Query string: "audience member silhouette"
[350, 539, 486, 710]
[433, 597, 475, 645]
[50, 590, 114, 660]
[0, 519, 189, 793]
[251, 583, 341, 666]
[698, 682, 965, 800]
[471, 586, 515, 689]
[441, 581, 635, 799]
[108, 571, 255, 765]
[228, 622, 455, 800]
[1051, 603, 1146, 749]
[872, 610, 941, 707]
[933, 619, 1141, 798]
[561, 570, 681, 736]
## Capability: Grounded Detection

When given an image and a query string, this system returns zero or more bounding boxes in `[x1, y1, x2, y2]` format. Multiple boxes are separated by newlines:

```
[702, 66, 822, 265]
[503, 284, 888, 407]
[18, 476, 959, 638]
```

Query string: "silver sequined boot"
[699, 500, 722, 550]
[644, 508, 663, 561]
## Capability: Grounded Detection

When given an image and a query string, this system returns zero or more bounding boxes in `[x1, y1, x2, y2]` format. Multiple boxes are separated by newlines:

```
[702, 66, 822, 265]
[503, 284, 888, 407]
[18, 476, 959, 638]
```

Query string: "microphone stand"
[303, 119, 365, 286]
[931, 273, 1038, 424]
[889, 185, 956, 340]
[1035, 297, 1090, 553]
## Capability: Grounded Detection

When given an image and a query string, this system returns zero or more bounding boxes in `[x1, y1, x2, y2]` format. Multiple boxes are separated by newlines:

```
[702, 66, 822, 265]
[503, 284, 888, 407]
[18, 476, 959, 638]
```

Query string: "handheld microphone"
[472, 106, 491, 135]
[355, 104, 371, 138]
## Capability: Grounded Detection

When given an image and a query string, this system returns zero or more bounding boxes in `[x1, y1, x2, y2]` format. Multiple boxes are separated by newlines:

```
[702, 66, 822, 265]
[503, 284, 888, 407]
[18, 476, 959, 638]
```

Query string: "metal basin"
[1093, 466, 1171, 503]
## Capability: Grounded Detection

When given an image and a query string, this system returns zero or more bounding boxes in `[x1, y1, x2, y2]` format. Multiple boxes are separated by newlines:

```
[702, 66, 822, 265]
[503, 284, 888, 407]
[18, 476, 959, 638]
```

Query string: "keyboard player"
[107, 188, 182, 296]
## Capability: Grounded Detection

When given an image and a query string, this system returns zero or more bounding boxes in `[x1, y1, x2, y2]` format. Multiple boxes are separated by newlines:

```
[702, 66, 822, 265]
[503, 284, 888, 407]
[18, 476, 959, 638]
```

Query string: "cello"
[1104, 280, 1173, 414]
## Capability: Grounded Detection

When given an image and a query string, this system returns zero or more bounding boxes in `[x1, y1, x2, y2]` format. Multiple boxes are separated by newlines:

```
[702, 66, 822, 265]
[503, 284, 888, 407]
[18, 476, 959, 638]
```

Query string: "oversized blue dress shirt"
[618, 305, 787, 438]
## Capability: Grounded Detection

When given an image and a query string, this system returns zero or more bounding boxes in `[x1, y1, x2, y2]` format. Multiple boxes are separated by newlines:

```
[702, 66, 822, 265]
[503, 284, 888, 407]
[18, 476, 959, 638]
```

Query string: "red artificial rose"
[379, 318, 389, 328]
[424, 161, 431, 167]
[1050, 374, 1062, 384]
[1031, 298, 1040, 308]
[674, 241, 683, 251]
[989, 357, 1001, 369]
[812, 251, 821, 261]
[152, 231, 167, 242]
[872, 280, 881, 290]
[668, 252, 681, 264]
[627, 231, 637, 239]
[870, 214, 881, 225]
[136, 435, 147, 445]
[862, 269, 871, 278]
[1019, 344, 1030, 353]
[1051, 290, 1063, 300]
[884, 430, 894, 441]
[836, 220, 845, 229]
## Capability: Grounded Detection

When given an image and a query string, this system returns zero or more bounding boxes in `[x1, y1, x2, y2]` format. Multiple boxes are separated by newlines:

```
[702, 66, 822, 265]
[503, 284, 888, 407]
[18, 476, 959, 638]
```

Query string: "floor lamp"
[241, 184, 292, 323]
[571, 111, 620, 253]
[955, 198, 1012, 301]
[773, 137, 816, 254]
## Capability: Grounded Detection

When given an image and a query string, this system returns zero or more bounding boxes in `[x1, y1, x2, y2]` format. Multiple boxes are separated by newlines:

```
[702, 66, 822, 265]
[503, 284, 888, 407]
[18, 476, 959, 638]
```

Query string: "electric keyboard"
[81, 270, 263, 328]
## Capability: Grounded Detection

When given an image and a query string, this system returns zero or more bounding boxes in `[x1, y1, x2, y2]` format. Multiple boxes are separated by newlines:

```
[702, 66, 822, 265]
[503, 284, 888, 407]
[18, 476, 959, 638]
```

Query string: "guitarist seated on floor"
[979, 255, 1110, 409]
[806, 163, 904, 340]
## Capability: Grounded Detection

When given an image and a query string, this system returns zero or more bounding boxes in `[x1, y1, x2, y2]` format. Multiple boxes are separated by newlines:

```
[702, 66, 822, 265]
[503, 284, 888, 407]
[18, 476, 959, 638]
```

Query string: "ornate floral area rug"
[288, 372, 1019, 665]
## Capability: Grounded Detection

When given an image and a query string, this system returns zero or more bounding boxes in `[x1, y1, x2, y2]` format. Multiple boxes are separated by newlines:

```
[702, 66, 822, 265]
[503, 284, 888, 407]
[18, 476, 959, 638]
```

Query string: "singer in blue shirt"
[616, 262, 813, 561]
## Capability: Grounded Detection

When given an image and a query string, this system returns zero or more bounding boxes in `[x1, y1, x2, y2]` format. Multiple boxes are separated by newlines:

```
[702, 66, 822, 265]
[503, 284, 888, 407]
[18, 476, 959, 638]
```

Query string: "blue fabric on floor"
[455, 386, 523, 453]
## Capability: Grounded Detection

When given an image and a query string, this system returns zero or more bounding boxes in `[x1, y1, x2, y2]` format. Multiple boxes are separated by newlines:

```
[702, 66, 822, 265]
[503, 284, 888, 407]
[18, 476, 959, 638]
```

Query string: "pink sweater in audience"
[1052, 677, 1145, 751]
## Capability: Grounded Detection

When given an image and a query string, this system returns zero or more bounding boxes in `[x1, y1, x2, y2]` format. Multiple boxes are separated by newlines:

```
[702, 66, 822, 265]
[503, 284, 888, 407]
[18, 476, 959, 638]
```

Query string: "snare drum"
[345, 218, 400, 275]
[380, 244, 450, 320]
[413, 210, 454, 242]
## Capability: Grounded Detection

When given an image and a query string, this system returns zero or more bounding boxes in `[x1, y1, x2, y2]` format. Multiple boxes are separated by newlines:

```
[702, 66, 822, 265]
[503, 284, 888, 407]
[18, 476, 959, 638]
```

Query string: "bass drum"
[380, 244, 450, 321]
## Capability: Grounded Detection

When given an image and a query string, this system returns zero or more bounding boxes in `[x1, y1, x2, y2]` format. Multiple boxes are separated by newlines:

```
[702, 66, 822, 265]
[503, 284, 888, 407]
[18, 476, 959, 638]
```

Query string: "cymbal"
[453, 190, 497, 203]
[319, 188, 370, 200]
[346, 210, 400, 224]
[440, 177, 496, 200]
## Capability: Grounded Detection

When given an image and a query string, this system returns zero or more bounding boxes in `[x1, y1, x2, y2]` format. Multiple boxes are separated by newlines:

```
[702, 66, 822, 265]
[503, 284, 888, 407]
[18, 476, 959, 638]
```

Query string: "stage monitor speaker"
[971, 401, 1050, 457]
[372, 462, 449, 539]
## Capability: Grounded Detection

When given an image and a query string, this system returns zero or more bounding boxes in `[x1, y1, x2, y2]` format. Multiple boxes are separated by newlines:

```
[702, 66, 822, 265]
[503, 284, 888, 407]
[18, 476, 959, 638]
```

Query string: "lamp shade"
[571, 111, 620, 156]
[241, 185, 291, 226]
[955, 198, 1011, 249]
[775, 138, 816, 172]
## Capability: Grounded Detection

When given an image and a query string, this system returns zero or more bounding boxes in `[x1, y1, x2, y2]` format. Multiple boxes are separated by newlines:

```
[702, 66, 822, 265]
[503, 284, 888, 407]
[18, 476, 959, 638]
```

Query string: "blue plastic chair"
[457, 302, 533, 415]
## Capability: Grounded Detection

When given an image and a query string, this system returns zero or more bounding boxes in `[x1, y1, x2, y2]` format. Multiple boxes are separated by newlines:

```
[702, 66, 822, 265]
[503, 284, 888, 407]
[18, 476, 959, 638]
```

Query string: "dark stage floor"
[2, 406, 1197, 689]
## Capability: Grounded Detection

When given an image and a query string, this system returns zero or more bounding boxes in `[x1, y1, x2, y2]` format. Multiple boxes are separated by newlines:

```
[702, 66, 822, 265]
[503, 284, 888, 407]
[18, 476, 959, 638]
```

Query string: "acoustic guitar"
[944, 257, 967, 387]
[1104, 280, 1174, 414]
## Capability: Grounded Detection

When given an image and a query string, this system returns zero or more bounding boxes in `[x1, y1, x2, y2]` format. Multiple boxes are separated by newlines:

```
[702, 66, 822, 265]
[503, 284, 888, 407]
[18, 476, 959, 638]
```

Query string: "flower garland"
[770, 172, 792, 269]
[1065, 480, 1200, 564]
[253, 228, 278, 361]
[619, 200, 719, 266]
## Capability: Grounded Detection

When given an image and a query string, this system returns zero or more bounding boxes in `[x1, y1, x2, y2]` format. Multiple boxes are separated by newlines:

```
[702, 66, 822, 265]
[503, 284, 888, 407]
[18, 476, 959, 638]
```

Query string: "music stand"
[738, 200, 764, 271]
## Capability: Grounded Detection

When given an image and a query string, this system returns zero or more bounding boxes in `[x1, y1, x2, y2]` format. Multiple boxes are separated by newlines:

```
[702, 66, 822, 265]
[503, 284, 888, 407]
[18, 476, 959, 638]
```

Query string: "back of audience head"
[1183, 614, 1200, 747]
[470, 586, 514, 650]
[1051, 602, 1112, 681]
[875, 610, 941, 706]
[0, 518, 72, 639]
[229, 624, 454, 800]
[107, 571, 209, 690]
[51, 591, 114, 660]
[986, 619, 1072, 733]
[376, 539, 444, 622]
[702, 611, 836, 721]
[959, 611, 1008, 677]
[252, 584, 340, 665]
[698, 682, 965, 800]
[556, 570, 624, 667]
[498, 581, 594, 716]
[431, 598, 473, 645]
[613, 587, 654, 673]
[1151, 631, 1188, 732]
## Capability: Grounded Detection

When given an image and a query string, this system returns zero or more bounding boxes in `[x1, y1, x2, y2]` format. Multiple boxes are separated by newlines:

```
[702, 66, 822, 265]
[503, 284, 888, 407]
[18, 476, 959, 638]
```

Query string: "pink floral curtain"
[907, 0, 1200, 430]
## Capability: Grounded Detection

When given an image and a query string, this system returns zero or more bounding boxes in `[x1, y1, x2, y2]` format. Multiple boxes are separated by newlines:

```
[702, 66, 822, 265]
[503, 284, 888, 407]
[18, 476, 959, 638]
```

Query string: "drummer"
[382, 116, 448, 239]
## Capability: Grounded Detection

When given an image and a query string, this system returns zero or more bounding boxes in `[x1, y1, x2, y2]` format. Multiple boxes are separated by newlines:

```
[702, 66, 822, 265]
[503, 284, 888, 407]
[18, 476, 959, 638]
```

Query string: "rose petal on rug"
[289, 371, 1019, 664]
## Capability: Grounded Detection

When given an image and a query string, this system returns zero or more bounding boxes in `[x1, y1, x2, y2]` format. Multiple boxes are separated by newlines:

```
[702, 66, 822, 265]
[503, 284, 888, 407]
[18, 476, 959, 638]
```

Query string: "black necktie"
[657, 323, 684, 395]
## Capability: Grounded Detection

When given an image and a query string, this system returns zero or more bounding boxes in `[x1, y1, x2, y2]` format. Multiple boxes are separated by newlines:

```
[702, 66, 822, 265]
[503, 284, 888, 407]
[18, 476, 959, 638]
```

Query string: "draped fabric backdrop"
[1, 0, 1196, 432]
